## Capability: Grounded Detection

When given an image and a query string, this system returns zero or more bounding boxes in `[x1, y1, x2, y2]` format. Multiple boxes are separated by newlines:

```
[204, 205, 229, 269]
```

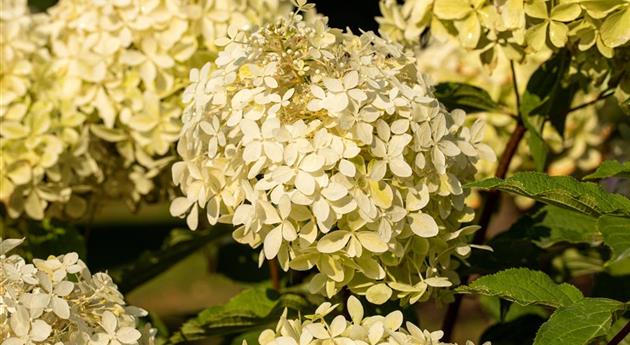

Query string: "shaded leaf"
[534, 298, 626, 345]
[467, 172, 630, 217]
[110, 226, 231, 293]
[528, 205, 599, 248]
[457, 268, 583, 308]
[607, 317, 630, 345]
[584, 160, 630, 180]
[168, 288, 310, 344]
[522, 116, 549, 172]
[433, 82, 498, 113]
[480, 314, 547, 345]
[598, 216, 630, 265]
[466, 216, 544, 275]
[519, 49, 573, 171]
[26, 219, 86, 259]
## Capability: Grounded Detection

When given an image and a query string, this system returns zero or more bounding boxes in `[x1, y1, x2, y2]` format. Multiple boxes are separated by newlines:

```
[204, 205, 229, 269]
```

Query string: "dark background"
[30, 0, 382, 32]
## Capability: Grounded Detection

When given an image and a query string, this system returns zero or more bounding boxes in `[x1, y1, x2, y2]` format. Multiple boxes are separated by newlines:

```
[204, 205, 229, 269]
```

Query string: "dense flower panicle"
[377, 0, 630, 59]
[171, 6, 494, 304]
[0, 238, 156, 345]
[377, 0, 630, 105]
[257, 296, 490, 345]
[0, 0, 291, 221]
[413, 40, 609, 207]
[0, 0, 87, 221]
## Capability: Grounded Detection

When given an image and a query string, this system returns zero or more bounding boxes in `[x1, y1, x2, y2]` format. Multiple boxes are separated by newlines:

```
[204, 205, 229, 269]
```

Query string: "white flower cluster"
[0, 0, 78, 220]
[0, 0, 291, 221]
[0, 238, 156, 345]
[171, 6, 494, 304]
[258, 296, 489, 345]
[411, 40, 609, 207]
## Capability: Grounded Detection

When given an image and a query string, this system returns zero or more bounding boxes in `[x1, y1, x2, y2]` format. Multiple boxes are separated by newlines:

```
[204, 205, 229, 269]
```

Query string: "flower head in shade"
[257, 296, 490, 345]
[172, 2, 493, 305]
[0, 238, 156, 345]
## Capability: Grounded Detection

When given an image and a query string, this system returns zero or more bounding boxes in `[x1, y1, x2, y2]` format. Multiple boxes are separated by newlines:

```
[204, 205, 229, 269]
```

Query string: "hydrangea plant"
[3, 0, 630, 345]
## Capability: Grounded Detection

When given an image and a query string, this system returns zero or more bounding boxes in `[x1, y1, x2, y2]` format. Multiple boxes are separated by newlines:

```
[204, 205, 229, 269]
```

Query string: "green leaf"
[584, 160, 630, 180]
[607, 317, 630, 345]
[467, 172, 630, 217]
[598, 215, 630, 265]
[26, 219, 87, 259]
[534, 298, 626, 345]
[168, 288, 310, 344]
[457, 268, 583, 308]
[0, 218, 87, 260]
[480, 314, 547, 345]
[433, 82, 499, 113]
[519, 49, 573, 171]
[110, 226, 231, 294]
[465, 216, 544, 275]
[529, 206, 599, 248]
[480, 296, 548, 323]
[522, 115, 549, 172]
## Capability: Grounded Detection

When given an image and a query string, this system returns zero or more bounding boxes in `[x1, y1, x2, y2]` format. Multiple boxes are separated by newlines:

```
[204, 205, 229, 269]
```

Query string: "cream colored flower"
[257, 296, 490, 345]
[172, 7, 493, 304]
[0, 0, 291, 220]
[0, 238, 155, 345]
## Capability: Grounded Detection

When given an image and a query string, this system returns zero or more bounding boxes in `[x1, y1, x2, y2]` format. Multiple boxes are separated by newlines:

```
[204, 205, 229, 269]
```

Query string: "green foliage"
[598, 216, 630, 266]
[525, 205, 599, 248]
[466, 218, 544, 275]
[457, 268, 583, 308]
[468, 172, 630, 217]
[168, 287, 310, 344]
[519, 50, 573, 171]
[480, 314, 546, 345]
[0, 218, 86, 260]
[584, 160, 630, 180]
[533, 298, 626, 345]
[433, 82, 499, 113]
[109, 226, 231, 293]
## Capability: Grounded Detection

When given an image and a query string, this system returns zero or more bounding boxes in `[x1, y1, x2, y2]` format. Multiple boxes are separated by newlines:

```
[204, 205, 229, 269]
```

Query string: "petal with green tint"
[455, 13, 481, 48]
[433, 0, 472, 20]
[580, 0, 623, 19]
[550, 3, 582, 21]
[526, 22, 549, 51]
[524, 0, 548, 19]
[600, 7, 630, 48]
[549, 21, 569, 47]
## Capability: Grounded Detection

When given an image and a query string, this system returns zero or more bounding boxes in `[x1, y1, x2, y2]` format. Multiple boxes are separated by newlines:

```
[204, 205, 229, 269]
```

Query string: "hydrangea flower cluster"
[413, 40, 610, 207]
[171, 5, 494, 304]
[0, 0, 291, 221]
[377, 0, 630, 104]
[257, 296, 489, 345]
[0, 0, 79, 220]
[0, 238, 156, 345]
[377, 0, 630, 59]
